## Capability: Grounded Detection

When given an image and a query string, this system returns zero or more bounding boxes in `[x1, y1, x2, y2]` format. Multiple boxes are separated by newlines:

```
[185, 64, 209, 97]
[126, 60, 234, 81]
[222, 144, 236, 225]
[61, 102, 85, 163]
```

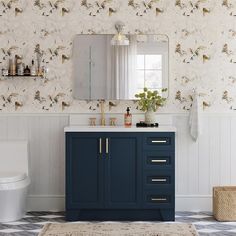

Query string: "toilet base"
[0, 178, 30, 223]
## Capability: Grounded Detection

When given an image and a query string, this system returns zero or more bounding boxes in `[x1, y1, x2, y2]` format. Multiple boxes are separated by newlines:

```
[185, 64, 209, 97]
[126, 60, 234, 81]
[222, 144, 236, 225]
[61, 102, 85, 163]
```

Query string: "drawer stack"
[142, 132, 175, 220]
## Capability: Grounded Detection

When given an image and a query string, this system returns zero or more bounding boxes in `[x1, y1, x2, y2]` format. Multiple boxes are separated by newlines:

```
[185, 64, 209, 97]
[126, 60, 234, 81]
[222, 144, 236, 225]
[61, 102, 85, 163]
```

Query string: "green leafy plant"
[135, 87, 167, 112]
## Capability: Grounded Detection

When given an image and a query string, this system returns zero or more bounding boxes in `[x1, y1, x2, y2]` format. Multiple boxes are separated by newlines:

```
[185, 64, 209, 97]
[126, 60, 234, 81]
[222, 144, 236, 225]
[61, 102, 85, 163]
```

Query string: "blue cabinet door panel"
[105, 133, 142, 208]
[66, 133, 104, 209]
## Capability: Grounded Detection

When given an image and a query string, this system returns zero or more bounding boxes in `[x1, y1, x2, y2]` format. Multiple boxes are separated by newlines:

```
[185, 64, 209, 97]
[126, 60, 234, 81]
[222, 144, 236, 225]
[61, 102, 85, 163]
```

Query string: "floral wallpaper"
[0, 0, 236, 113]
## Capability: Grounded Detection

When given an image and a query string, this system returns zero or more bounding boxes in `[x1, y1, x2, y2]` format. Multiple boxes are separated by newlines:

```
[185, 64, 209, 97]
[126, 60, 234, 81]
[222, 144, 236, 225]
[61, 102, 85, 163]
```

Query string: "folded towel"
[189, 92, 201, 141]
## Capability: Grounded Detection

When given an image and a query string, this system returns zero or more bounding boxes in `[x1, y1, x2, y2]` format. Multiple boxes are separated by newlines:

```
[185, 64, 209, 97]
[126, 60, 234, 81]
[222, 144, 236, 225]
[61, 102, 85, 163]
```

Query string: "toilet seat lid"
[0, 172, 27, 184]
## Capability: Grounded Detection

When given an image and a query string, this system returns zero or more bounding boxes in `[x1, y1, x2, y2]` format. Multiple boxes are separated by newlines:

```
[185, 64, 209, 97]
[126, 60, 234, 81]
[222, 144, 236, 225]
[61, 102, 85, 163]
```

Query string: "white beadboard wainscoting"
[0, 113, 235, 211]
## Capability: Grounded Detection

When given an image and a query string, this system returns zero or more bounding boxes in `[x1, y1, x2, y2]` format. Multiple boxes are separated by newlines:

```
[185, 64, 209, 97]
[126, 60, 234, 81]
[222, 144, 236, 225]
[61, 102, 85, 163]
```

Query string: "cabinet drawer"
[143, 133, 174, 151]
[144, 169, 173, 184]
[143, 191, 174, 208]
[145, 174, 172, 186]
[148, 195, 170, 204]
[144, 151, 174, 170]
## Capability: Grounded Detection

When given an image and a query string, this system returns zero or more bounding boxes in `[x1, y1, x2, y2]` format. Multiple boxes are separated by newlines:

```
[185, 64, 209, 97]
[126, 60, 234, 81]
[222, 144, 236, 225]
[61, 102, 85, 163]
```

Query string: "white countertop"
[64, 125, 176, 132]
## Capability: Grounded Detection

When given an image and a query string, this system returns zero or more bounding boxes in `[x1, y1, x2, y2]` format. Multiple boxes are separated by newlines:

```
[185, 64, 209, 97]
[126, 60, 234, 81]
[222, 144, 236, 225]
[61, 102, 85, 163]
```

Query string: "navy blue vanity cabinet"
[66, 131, 175, 221]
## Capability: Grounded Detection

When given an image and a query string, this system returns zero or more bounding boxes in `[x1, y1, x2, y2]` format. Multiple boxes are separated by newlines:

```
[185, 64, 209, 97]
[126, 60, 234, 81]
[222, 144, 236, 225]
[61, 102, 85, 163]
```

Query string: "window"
[136, 54, 163, 94]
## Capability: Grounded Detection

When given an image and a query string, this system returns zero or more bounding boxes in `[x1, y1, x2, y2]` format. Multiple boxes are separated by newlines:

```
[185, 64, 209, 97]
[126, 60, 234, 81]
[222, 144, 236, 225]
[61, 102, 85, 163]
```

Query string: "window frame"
[135, 40, 168, 97]
[136, 54, 163, 91]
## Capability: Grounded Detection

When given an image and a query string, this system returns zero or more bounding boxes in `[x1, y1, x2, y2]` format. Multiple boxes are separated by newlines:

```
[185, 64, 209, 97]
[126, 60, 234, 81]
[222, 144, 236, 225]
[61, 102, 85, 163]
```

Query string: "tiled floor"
[0, 212, 236, 236]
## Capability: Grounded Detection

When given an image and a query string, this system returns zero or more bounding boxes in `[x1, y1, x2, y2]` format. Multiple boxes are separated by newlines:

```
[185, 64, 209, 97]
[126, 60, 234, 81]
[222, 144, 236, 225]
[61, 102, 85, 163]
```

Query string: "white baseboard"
[27, 195, 212, 212]
[27, 195, 65, 211]
[176, 195, 212, 212]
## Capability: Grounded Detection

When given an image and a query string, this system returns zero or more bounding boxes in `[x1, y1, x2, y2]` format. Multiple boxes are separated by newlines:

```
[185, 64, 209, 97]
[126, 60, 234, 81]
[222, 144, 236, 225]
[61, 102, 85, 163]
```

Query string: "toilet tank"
[0, 141, 29, 175]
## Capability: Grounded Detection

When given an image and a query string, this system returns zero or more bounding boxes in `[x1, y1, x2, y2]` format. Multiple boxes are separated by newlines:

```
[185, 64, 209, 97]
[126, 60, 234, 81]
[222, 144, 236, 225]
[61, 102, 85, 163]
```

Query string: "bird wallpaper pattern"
[0, 0, 236, 113]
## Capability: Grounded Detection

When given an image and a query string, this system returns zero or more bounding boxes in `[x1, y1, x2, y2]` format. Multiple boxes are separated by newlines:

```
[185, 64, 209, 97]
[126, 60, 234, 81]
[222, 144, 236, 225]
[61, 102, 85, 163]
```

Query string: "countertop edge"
[64, 126, 177, 133]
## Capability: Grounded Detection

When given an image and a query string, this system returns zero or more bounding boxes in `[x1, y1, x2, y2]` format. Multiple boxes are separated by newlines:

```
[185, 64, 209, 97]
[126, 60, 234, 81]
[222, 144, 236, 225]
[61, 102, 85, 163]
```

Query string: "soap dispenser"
[124, 107, 132, 127]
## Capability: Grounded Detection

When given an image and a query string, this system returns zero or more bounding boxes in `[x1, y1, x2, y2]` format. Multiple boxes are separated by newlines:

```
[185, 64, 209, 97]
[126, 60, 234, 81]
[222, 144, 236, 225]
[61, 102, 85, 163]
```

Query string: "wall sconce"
[111, 22, 129, 46]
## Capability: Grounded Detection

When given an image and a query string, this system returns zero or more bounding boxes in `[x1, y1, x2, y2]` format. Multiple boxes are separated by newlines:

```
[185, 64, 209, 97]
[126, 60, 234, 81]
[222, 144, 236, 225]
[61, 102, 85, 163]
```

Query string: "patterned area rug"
[39, 222, 198, 236]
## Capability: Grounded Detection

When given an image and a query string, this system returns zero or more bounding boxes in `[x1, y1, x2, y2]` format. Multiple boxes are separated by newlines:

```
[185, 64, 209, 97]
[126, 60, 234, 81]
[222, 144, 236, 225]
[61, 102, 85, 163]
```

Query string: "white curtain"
[107, 36, 137, 99]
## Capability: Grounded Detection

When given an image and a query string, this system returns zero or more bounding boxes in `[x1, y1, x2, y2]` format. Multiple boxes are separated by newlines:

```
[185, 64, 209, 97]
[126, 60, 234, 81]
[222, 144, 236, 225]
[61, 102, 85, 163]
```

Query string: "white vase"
[145, 109, 156, 124]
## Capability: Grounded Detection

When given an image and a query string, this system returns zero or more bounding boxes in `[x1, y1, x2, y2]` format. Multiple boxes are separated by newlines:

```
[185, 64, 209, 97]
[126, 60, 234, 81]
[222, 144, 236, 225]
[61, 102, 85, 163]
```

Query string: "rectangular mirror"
[72, 34, 169, 100]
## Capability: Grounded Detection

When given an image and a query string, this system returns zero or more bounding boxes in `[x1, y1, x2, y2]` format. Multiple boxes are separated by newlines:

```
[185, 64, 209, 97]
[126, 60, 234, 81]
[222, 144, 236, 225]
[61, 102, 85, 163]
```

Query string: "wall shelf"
[2, 75, 43, 77]
[0, 75, 44, 80]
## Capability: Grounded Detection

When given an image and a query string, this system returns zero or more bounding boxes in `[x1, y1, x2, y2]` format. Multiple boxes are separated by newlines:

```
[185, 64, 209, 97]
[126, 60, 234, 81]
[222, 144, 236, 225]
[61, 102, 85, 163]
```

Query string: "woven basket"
[213, 186, 236, 221]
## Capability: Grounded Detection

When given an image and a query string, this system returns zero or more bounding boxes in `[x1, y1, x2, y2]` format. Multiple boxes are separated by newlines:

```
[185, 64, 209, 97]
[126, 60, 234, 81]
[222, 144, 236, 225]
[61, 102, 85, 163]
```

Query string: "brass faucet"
[100, 100, 106, 126]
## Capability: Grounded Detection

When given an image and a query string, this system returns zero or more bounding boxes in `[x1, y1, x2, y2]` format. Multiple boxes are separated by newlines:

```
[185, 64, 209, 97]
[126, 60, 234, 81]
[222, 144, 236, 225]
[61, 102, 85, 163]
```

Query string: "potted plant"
[135, 87, 167, 124]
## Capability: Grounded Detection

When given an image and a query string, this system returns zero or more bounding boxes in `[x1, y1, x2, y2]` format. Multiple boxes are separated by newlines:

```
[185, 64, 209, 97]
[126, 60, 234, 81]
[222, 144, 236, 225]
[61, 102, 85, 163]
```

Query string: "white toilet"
[0, 141, 30, 222]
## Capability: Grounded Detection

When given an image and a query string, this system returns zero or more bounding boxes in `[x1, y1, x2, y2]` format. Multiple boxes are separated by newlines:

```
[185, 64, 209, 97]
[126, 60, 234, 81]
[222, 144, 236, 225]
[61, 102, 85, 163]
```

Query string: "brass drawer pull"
[151, 178, 167, 182]
[151, 140, 167, 143]
[99, 138, 102, 154]
[106, 138, 109, 154]
[151, 160, 167, 163]
[151, 198, 167, 202]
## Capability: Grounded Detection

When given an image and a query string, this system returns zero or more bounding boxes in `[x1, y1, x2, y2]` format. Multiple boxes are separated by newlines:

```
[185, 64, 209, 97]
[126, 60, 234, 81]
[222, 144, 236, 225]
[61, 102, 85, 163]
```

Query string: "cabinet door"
[104, 133, 142, 208]
[66, 133, 104, 209]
